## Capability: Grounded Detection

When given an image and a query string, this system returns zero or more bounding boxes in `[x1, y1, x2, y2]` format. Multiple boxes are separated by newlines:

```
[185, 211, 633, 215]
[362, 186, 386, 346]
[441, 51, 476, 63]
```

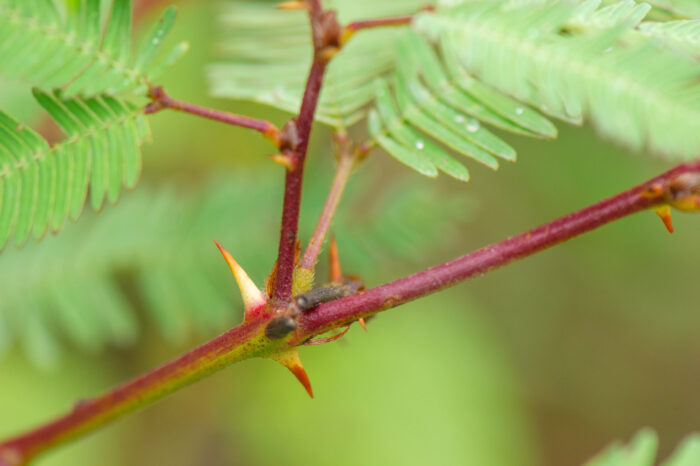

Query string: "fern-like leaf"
[584, 429, 700, 466]
[0, 90, 149, 251]
[369, 31, 558, 180]
[415, 1, 700, 159]
[0, 0, 187, 97]
[644, 0, 700, 19]
[209, 0, 427, 129]
[639, 20, 700, 56]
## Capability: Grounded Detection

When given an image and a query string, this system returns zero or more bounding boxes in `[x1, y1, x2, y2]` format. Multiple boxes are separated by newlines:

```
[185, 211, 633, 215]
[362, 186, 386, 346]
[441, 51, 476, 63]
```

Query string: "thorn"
[654, 205, 674, 233]
[213, 239, 266, 313]
[272, 349, 313, 398]
[276, 0, 306, 9]
[358, 318, 368, 332]
[329, 234, 343, 283]
[269, 152, 297, 171]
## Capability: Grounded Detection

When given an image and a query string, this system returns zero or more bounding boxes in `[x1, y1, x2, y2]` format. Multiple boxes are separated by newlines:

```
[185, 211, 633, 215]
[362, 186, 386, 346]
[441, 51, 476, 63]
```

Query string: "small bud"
[279, 119, 299, 153]
[665, 173, 700, 212]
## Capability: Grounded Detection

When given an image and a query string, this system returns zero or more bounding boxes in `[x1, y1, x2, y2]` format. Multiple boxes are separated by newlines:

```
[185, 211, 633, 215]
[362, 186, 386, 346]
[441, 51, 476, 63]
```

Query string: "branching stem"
[2, 161, 697, 466]
[145, 86, 282, 145]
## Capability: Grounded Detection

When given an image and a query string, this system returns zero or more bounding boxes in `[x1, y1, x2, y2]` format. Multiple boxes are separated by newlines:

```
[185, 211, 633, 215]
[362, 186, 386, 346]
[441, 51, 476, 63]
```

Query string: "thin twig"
[344, 15, 414, 33]
[341, 6, 434, 43]
[145, 86, 281, 145]
[299, 138, 357, 271]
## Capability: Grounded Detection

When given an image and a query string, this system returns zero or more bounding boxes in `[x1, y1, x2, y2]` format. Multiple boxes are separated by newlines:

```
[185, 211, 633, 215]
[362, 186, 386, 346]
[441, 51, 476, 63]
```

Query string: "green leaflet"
[0, 1, 187, 98]
[415, 0, 700, 159]
[644, 0, 700, 19]
[584, 429, 700, 466]
[0, 91, 149, 251]
[639, 20, 700, 57]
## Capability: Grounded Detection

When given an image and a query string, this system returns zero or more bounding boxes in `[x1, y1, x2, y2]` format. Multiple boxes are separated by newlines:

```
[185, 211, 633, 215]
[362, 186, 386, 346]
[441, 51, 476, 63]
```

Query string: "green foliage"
[639, 20, 700, 56]
[209, 0, 427, 129]
[210, 0, 700, 181]
[0, 172, 474, 367]
[0, 0, 187, 96]
[644, 0, 700, 18]
[0, 0, 186, 253]
[369, 32, 556, 180]
[0, 90, 149, 251]
[585, 429, 700, 466]
[416, 1, 700, 160]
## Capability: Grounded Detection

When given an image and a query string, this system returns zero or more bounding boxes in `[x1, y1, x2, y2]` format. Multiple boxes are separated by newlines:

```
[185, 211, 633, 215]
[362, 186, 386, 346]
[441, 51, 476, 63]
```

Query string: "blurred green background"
[1, 1, 698, 465]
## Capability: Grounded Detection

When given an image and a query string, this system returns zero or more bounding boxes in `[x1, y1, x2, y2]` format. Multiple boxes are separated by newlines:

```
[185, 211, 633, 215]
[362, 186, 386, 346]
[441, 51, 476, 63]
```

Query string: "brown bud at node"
[279, 118, 300, 153]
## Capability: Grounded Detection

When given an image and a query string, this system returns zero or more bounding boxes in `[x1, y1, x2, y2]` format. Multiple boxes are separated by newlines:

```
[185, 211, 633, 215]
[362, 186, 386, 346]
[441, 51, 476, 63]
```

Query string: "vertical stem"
[271, 1, 332, 303]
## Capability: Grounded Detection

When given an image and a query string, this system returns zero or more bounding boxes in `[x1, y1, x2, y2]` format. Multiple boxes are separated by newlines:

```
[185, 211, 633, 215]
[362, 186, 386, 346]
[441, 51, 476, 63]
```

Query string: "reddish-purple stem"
[0, 321, 266, 466]
[271, 6, 330, 303]
[297, 161, 700, 337]
[145, 87, 281, 142]
[2, 161, 697, 465]
[345, 15, 414, 32]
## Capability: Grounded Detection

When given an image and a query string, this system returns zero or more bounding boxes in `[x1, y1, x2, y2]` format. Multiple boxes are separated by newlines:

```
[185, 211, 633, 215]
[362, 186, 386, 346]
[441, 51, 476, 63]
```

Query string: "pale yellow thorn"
[276, 1, 306, 10]
[213, 239, 266, 311]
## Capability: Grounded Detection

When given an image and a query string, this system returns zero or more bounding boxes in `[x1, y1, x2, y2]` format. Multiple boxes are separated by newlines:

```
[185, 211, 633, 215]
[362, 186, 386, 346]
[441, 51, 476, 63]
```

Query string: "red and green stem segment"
[271, 0, 334, 304]
[2, 160, 698, 466]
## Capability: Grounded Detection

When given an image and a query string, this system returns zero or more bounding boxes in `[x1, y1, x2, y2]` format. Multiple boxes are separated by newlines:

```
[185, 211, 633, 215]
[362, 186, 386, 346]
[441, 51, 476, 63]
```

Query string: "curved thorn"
[273, 349, 313, 398]
[213, 239, 266, 312]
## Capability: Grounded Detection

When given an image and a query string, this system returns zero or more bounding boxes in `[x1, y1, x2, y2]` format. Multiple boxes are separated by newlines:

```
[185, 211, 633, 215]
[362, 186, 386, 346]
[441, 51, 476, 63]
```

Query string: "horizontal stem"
[145, 86, 281, 144]
[0, 320, 271, 465]
[296, 161, 700, 337]
[345, 15, 414, 32]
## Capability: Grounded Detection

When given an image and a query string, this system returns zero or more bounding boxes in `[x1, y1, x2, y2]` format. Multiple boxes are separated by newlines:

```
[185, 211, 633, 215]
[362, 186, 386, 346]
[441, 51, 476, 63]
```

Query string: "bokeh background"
[1, 1, 698, 465]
